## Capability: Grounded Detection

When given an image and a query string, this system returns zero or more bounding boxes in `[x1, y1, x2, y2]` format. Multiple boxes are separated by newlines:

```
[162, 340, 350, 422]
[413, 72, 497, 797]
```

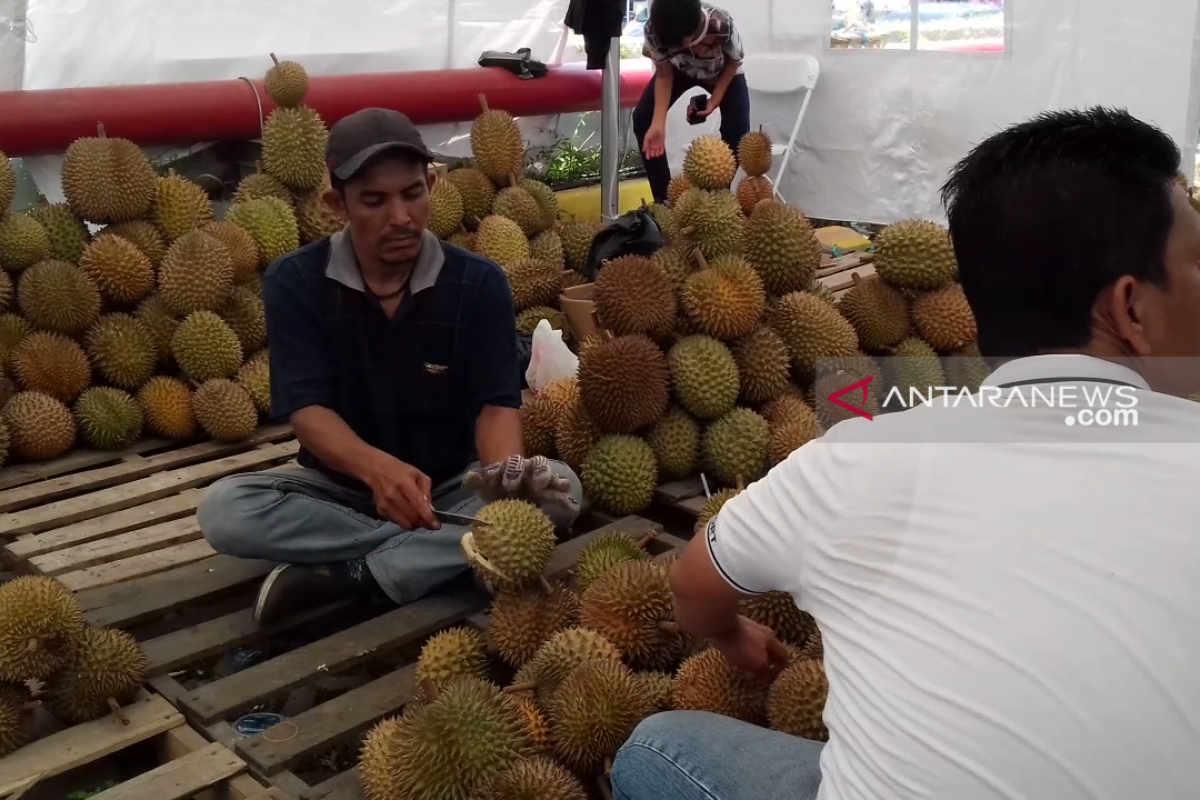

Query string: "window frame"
[822, 0, 1013, 58]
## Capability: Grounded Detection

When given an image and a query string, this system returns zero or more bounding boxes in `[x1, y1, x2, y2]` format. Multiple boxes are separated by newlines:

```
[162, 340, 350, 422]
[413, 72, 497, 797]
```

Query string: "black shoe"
[253, 562, 381, 625]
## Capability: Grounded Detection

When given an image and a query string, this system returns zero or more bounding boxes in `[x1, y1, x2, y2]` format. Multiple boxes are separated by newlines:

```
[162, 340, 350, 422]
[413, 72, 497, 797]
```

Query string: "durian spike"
[269, 52, 280, 66]
[658, 621, 681, 635]
[597, 775, 614, 800]
[479, 94, 490, 113]
[634, 531, 658, 549]
[25, 638, 38, 653]
[106, 697, 130, 726]
[692, 250, 710, 270]
[503, 681, 537, 693]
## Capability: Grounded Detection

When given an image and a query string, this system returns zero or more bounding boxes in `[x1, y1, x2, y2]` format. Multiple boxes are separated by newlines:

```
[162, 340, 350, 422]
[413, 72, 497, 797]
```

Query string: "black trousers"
[632, 67, 752, 203]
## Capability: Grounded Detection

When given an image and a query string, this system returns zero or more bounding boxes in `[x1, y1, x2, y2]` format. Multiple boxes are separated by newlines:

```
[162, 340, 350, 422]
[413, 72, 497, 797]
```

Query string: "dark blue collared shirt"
[262, 228, 521, 489]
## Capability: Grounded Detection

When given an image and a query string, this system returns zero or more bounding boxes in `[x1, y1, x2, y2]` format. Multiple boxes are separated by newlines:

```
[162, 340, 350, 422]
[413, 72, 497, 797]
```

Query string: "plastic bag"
[524, 318, 578, 391]
[582, 208, 665, 282]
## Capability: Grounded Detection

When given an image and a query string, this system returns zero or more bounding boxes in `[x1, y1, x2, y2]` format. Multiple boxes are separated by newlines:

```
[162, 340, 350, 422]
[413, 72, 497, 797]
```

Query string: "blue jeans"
[612, 711, 824, 800]
[197, 461, 582, 606]
[632, 67, 753, 204]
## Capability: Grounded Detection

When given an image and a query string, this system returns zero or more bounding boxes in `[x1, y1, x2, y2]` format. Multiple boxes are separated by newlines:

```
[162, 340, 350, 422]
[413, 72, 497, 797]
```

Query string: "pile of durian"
[360, 504, 827, 800]
[0, 54, 333, 468]
[435, 115, 984, 517]
[0, 575, 149, 757]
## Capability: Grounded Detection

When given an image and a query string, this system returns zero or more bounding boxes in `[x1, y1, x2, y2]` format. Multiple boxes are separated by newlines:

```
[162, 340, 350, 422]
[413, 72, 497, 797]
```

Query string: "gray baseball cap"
[325, 108, 432, 180]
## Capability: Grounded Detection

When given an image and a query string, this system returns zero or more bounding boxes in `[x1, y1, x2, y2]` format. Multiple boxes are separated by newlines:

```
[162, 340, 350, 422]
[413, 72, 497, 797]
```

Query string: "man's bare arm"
[476, 405, 523, 466]
[290, 406, 388, 484]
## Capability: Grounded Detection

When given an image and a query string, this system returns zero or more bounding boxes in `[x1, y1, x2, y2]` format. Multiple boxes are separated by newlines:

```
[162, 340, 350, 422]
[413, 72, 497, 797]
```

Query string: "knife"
[434, 509, 488, 526]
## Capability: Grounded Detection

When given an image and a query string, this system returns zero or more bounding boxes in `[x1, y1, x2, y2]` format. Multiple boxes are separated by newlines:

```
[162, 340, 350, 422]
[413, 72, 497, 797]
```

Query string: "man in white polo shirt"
[610, 106, 1200, 800]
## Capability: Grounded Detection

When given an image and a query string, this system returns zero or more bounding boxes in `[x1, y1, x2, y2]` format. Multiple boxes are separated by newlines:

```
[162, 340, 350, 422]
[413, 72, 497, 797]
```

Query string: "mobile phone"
[687, 94, 709, 125]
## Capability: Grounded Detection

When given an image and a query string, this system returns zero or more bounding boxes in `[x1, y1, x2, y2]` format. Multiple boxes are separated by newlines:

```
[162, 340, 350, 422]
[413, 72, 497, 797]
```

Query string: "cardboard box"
[560, 283, 600, 341]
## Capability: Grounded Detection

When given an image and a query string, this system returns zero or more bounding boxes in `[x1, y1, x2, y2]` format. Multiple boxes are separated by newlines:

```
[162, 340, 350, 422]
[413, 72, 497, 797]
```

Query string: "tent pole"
[600, 37, 622, 221]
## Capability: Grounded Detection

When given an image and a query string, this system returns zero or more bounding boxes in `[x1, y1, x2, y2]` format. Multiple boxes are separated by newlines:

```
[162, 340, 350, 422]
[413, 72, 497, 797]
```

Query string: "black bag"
[478, 48, 548, 80]
[581, 208, 665, 283]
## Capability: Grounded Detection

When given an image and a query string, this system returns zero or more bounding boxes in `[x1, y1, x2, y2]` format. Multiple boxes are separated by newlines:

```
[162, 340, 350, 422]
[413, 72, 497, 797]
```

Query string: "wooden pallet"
[127, 516, 686, 800]
[0, 424, 297, 589]
[654, 476, 709, 519]
[0, 690, 273, 799]
[815, 251, 876, 298]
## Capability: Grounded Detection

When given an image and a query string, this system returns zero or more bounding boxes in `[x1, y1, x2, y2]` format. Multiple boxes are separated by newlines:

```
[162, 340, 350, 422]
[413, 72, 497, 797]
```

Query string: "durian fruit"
[493, 186, 550, 237]
[225, 196, 301, 267]
[0, 417, 8, 467]
[364, 677, 533, 799]
[771, 291, 860, 378]
[218, 286, 268, 354]
[742, 199, 823, 296]
[0, 312, 29, 360]
[44, 625, 148, 723]
[702, 407, 770, 486]
[873, 219, 957, 291]
[681, 135, 738, 190]
[60, 126, 157, 223]
[171, 311, 244, 382]
[474, 215, 530, 268]
[487, 583, 580, 667]
[102, 220, 167, 267]
[593, 255, 677, 338]
[11, 331, 92, 402]
[0, 683, 37, 757]
[577, 334, 669, 434]
[0, 575, 87, 681]
[515, 306, 569, 341]
[415, 626, 489, 698]
[912, 283, 977, 352]
[812, 356, 879, 429]
[507, 258, 562, 311]
[520, 387, 563, 457]
[553, 393, 600, 472]
[429, 179, 466, 239]
[668, 334, 740, 420]
[672, 188, 744, 259]
[0, 268, 9, 311]
[506, 627, 621, 708]
[767, 658, 829, 741]
[2, 391, 76, 461]
[26, 203, 90, 263]
[152, 171, 214, 242]
[528, 229, 565, 270]
[471, 95, 526, 184]
[635, 670, 675, 712]
[134, 294, 181, 367]
[735, 175, 775, 215]
[579, 559, 683, 670]
[84, 313, 157, 391]
[646, 405, 700, 481]
[447, 229, 477, 251]
[445, 167, 498, 227]
[767, 400, 822, 465]
[192, 379, 258, 442]
[837, 273, 910, 351]
[16, 259, 101, 336]
[264, 52, 310, 108]
[885, 337, 946, 406]
[694, 486, 742, 535]
[558, 220, 601, 274]
[470, 755, 587, 800]
[232, 165, 294, 207]
[734, 325, 791, 406]
[581, 435, 659, 516]
[574, 530, 653, 594]
[741, 591, 816, 646]
[461, 499, 558, 591]
[672, 647, 769, 725]
[137, 375, 198, 439]
[738, 128, 774, 178]
[294, 184, 344, 244]
[680, 253, 766, 341]
[202, 221, 260, 283]
[547, 658, 651, 774]
[519, 179, 560, 226]
[762, 390, 812, 426]
[651, 244, 696, 291]
[512, 693, 552, 755]
[0, 213, 52, 273]
[944, 342, 992, 392]
[73, 387, 144, 451]
[236, 352, 271, 415]
[261, 106, 330, 191]
[0, 149, 13, 212]
[666, 175, 693, 205]
[79, 234, 155, 306]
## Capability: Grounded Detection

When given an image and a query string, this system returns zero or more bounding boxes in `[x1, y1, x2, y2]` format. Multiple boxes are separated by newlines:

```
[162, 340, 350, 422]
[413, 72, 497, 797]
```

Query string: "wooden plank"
[91, 741, 246, 800]
[0, 424, 293, 514]
[80, 555, 274, 629]
[28, 515, 202, 575]
[0, 440, 299, 536]
[58, 538, 217, 591]
[244, 790, 295, 799]
[6, 490, 202, 561]
[655, 476, 708, 516]
[158, 725, 269, 800]
[818, 262, 877, 294]
[0, 437, 178, 492]
[0, 693, 182, 795]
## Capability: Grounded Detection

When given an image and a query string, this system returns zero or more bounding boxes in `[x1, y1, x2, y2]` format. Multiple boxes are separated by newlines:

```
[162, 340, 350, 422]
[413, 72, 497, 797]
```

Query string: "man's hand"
[363, 453, 439, 531]
[643, 121, 667, 158]
[710, 616, 790, 681]
[463, 455, 579, 531]
[697, 94, 721, 118]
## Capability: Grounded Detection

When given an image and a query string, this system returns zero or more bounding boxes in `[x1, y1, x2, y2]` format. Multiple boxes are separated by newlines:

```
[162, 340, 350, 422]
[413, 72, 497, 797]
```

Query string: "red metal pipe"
[0, 62, 655, 157]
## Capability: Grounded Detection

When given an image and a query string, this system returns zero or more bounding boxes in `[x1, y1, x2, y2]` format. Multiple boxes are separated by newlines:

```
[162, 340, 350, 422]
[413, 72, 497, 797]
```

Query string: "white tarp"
[4, 0, 1200, 224]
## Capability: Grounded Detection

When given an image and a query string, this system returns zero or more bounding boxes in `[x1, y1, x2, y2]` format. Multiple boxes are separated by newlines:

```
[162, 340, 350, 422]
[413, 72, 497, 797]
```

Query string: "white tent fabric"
[3, 0, 1199, 224]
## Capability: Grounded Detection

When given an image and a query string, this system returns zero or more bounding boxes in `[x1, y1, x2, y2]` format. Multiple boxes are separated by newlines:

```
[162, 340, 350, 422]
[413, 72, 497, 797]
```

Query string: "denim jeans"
[612, 711, 824, 800]
[632, 67, 753, 204]
[196, 461, 582, 605]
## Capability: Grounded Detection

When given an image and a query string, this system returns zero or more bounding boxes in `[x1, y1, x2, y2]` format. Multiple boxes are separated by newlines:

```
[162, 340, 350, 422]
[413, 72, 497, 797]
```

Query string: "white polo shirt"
[708, 354, 1200, 800]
